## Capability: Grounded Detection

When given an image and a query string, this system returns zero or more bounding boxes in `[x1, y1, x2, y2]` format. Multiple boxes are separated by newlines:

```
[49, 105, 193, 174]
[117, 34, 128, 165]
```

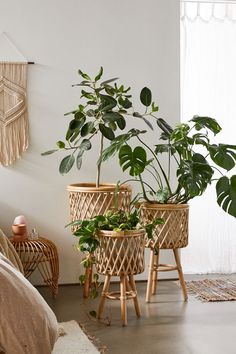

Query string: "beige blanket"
[0, 231, 58, 354]
[0, 229, 23, 273]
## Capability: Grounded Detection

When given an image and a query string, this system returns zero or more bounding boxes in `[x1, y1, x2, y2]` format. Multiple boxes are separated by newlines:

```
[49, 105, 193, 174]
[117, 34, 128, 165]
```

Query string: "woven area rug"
[53, 320, 101, 354]
[186, 279, 236, 301]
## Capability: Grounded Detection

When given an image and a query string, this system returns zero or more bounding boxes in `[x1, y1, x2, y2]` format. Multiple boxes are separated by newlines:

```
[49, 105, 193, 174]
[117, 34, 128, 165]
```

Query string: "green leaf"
[140, 87, 152, 107]
[100, 95, 117, 111]
[133, 112, 153, 130]
[156, 118, 173, 136]
[99, 124, 115, 140]
[116, 116, 126, 130]
[155, 144, 176, 155]
[216, 176, 236, 218]
[69, 117, 86, 131]
[177, 153, 214, 197]
[208, 144, 236, 171]
[81, 122, 94, 137]
[89, 310, 97, 318]
[103, 112, 124, 123]
[81, 90, 94, 100]
[76, 154, 82, 170]
[152, 102, 159, 112]
[191, 116, 222, 135]
[64, 110, 77, 116]
[108, 121, 117, 131]
[95, 66, 103, 81]
[118, 97, 132, 109]
[74, 111, 85, 120]
[86, 109, 95, 117]
[80, 139, 92, 151]
[119, 145, 147, 176]
[56, 141, 65, 149]
[101, 77, 119, 86]
[78, 69, 91, 81]
[59, 155, 75, 175]
[41, 149, 58, 156]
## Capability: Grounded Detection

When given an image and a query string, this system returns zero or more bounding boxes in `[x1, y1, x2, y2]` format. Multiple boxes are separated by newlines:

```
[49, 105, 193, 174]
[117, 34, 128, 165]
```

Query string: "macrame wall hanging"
[0, 32, 34, 166]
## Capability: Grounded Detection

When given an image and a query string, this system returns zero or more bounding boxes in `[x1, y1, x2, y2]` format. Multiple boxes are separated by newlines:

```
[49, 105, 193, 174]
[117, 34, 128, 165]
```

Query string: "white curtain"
[181, 1, 236, 273]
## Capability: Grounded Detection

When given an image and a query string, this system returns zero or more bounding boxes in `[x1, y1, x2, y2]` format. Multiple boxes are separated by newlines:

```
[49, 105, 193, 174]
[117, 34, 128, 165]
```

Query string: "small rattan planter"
[140, 203, 189, 303]
[95, 229, 145, 326]
[67, 183, 132, 298]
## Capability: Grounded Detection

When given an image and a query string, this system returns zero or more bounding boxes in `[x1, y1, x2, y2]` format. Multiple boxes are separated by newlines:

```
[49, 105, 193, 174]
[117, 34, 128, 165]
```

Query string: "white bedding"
[0, 252, 58, 354]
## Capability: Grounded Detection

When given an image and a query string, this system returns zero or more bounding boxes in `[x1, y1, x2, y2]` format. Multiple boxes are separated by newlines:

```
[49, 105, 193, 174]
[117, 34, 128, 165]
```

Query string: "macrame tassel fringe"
[0, 112, 29, 166]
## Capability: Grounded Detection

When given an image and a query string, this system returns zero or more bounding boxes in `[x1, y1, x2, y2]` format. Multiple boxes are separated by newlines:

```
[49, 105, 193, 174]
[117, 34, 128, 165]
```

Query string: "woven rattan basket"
[67, 183, 131, 231]
[140, 203, 189, 249]
[95, 229, 146, 276]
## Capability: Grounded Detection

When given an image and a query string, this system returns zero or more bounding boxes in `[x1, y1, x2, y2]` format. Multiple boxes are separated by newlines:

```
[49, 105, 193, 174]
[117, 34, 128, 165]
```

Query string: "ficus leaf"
[81, 122, 94, 137]
[41, 149, 58, 156]
[140, 87, 152, 107]
[99, 124, 115, 140]
[78, 69, 91, 81]
[95, 66, 103, 81]
[59, 155, 75, 175]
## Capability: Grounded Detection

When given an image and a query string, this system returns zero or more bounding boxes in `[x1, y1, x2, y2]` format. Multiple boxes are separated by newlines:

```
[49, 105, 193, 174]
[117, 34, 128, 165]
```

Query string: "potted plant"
[42, 68, 157, 224]
[42, 68, 157, 296]
[101, 87, 236, 301]
[70, 207, 163, 325]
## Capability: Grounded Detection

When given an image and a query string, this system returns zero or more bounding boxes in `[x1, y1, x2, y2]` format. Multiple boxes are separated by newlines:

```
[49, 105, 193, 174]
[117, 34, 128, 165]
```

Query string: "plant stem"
[137, 136, 172, 195]
[96, 134, 104, 187]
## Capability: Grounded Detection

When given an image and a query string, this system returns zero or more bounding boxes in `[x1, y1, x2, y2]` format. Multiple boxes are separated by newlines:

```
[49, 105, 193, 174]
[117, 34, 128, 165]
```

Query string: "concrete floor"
[38, 275, 236, 354]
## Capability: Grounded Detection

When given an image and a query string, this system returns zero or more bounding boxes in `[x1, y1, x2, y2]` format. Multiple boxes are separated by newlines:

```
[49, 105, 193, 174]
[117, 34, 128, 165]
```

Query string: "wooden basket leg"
[128, 275, 141, 318]
[120, 275, 127, 326]
[146, 249, 155, 303]
[173, 249, 188, 302]
[152, 250, 160, 295]
[97, 275, 111, 319]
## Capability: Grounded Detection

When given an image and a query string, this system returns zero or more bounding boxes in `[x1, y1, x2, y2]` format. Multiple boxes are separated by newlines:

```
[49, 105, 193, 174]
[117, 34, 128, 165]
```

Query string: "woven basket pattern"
[95, 230, 145, 276]
[67, 184, 131, 231]
[140, 204, 189, 249]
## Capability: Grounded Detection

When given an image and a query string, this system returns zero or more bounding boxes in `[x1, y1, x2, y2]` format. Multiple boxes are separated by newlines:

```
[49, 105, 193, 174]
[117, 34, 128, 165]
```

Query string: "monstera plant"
[101, 89, 236, 218]
[101, 88, 236, 303]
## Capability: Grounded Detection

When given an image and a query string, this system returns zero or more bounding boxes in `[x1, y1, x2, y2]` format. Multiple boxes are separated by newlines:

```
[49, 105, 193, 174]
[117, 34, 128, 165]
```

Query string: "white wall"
[0, 0, 180, 284]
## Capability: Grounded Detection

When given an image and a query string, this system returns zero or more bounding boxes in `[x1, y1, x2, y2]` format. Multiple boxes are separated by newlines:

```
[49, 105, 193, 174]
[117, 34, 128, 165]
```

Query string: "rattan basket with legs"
[67, 183, 131, 297]
[95, 229, 145, 326]
[140, 203, 189, 303]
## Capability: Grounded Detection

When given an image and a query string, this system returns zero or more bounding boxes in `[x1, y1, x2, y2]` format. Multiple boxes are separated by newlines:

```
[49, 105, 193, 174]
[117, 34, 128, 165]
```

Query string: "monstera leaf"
[177, 153, 214, 197]
[208, 144, 236, 171]
[216, 176, 236, 218]
[118, 144, 148, 176]
[190, 116, 222, 135]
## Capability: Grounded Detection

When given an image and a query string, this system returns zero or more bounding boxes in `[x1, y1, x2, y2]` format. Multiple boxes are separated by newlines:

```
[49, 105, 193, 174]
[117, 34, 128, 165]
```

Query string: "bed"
[0, 229, 58, 354]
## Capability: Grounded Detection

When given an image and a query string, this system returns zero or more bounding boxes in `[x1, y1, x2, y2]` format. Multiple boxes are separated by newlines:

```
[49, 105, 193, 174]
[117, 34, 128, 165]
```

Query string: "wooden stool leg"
[120, 275, 127, 326]
[97, 275, 111, 319]
[128, 275, 141, 318]
[173, 249, 188, 302]
[151, 250, 160, 295]
[146, 249, 155, 303]
[83, 265, 93, 298]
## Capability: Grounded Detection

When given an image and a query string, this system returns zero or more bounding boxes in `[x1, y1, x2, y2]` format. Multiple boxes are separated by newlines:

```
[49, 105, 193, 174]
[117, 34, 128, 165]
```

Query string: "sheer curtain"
[181, 1, 236, 273]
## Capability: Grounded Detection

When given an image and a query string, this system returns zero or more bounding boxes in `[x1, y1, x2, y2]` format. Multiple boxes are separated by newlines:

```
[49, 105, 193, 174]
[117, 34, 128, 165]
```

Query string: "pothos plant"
[68, 208, 163, 298]
[101, 87, 236, 218]
[41, 67, 159, 187]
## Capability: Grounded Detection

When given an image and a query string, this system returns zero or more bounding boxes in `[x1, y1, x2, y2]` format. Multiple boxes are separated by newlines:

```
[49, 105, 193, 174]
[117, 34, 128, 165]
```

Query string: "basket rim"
[67, 183, 131, 193]
[140, 202, 189, 210]
[97, 229, 145, 238]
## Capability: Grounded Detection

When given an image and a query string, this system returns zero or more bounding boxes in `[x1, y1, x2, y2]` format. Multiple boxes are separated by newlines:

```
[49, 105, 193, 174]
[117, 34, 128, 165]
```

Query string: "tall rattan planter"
[140, 203, 189, 303]
[67, 183, 131, 298]
[67, 183, 131, 231]
[95, 229, 145, 326]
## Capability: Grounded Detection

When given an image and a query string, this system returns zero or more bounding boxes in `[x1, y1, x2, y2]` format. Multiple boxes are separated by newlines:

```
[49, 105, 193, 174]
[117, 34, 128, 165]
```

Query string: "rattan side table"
[10, 237, 59, 297]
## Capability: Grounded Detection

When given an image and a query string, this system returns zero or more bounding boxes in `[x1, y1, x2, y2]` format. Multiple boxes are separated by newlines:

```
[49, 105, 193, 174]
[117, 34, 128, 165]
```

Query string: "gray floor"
[38, 275, 236, 354]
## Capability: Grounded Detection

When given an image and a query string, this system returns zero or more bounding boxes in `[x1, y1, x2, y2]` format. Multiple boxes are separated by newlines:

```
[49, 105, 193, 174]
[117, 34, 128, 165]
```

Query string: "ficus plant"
[41, 67, 159, 187]
[68, 208, 163, 298]
[101, 87, 236, 218]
